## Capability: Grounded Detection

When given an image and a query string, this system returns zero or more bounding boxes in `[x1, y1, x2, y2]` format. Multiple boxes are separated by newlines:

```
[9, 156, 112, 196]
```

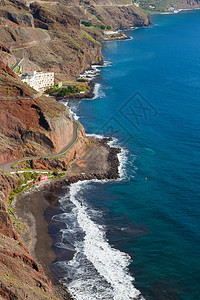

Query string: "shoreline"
[13, 24, 141, 299]
[13, 24, 134, 296]
[149, 6, 200, 15]
[15, 137, 121, 298]
[57, 80, 96, 101]
[4, 9, 200, 299]
[54, 32, 132, 102]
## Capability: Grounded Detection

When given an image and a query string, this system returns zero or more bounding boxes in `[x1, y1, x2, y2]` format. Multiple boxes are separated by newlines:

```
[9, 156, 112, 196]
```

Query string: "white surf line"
[67, 181, 144, 300]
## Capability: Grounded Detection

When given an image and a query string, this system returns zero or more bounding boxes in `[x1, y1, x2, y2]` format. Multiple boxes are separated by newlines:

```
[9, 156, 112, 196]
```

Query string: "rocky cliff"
[139, 0, 200, 11]
[0, 59, 79, 165]
[0, 172, 70, 300]
[68, 0, 151, 30]
[0, 60, 84, 299]
[0, 0, 103, 82]
[0, 0, 150, 81]
[0, 97, 74, 165]
[0, 0, 151, 298]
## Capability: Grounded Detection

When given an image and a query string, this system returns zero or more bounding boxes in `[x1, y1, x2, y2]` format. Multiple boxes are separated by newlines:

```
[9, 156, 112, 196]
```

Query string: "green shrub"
[31, 172, 38, 180]
[57, 86, 79, 97]
[13, 186, 23, 194]
[8, 194, 14, 205]
[58, 172, 65, 178]
[100, 25, 106, 30]
[18, 179, 23, 186]
[45, 86, 59, 95]
[76, 82, 88, 93]
[81, 21, 92, 27]
[24, 172, 32, 181]
[52, 169, 58, 176]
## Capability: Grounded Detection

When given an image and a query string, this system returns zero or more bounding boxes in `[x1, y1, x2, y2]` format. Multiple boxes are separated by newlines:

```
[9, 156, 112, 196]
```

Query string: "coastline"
[13, 27, 133, 298]
[57, 81, 96, 101]
[12, 24, 141, 299]
[15, 137, 121, 298]
[5, 10, 200, 300]
[149, 6, 200, 15]
[6, 23, 143, 298]
[54, 32, 132, 102]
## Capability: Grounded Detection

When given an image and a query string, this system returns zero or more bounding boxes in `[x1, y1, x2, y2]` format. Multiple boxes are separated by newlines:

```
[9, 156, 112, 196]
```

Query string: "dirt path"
[0, 121, 79, 173]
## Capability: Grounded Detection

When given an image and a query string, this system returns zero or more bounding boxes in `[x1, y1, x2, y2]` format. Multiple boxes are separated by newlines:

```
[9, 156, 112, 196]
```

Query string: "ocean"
[50, 10, 200, 300]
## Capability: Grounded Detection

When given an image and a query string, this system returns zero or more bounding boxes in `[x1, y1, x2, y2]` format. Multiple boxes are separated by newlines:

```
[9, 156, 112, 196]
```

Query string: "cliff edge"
[0, 1, 151, 298]
[0, 0, 151, 81]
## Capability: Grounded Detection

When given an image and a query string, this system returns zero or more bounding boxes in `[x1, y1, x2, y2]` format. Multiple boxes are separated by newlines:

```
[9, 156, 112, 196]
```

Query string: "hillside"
[0, 0, 151, 299]
[0, 0, 150, 82]
[0, 59, 76, 165]
[138, 0, 200, 12]
[0, 58, 85, 299]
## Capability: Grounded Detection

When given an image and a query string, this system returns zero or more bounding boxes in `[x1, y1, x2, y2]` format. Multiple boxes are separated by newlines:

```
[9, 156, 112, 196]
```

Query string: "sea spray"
[54, 181, 144, 300]
[107, 137, 129, 180]
[51, 140, 142, 299]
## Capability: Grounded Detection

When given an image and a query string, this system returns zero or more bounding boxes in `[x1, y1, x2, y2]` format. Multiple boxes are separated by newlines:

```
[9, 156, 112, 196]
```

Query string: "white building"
[21, 71, 54, 91]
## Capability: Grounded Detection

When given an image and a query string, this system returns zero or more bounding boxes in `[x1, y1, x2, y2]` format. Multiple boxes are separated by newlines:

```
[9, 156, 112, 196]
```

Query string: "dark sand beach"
[15, 139, 120, 298]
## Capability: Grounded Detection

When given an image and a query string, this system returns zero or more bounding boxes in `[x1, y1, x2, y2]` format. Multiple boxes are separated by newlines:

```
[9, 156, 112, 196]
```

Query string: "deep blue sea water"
[51, 10, 200, 300]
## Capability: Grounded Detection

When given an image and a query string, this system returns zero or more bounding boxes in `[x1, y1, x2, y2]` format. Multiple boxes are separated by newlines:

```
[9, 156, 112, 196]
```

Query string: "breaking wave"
[52, 181, 144, 300]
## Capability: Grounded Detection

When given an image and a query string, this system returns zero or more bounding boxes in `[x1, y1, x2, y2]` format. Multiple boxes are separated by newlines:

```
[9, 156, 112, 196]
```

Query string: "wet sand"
[15, 140, 120, 299]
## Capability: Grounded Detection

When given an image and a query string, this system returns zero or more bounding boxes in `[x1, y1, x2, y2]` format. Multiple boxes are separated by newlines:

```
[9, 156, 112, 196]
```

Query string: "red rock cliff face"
[0, 1, 103, 82]
[68, 0, 151, 30]
[29, 123, 88, 171]
[0, 0, 150, 82]
[0, 58, 77, 165]
[0, 97, 75, 164]
[0, 173, 63, 300]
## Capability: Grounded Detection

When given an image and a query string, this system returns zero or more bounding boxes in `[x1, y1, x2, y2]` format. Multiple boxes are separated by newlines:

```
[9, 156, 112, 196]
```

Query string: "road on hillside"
[0, 121, 79, 173]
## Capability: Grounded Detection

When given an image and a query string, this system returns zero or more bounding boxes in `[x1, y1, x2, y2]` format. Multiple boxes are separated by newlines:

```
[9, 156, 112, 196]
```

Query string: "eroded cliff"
[0, 59, 79, 164]
[0, 1, 152, 298]
[139, 0, 200, 11]
[0, 60, 84, 299]
[0, 0, 151, 81]
[0, 172, 71, 300]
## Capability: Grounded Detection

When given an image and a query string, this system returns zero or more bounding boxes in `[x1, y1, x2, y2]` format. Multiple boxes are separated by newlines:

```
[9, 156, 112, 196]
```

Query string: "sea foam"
[51, 138, 141, 299]
[54, 181, 144, 300]
[54, 60, 141, 299]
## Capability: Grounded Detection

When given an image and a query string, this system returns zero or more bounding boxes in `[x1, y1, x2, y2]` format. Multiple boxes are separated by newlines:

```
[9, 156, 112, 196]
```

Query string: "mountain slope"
[0, 0, 151, 81]
[138, 0, 200, 11]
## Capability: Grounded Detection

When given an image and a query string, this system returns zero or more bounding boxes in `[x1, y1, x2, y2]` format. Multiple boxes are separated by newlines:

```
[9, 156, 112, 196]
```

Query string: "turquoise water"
[53, 10, 200, 300]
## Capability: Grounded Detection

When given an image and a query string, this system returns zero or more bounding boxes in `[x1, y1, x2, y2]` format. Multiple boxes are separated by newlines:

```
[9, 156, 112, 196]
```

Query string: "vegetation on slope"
[138, 0, 200, 12]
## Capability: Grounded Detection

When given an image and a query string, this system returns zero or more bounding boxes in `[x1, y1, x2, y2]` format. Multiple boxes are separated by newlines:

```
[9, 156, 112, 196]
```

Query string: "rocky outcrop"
[16, 123, 88, 171]
[0, 171, 67, 300]
[69, 0, 151, 30]
[0, 2, 152, 299]
[0, 98, 75, 164]
[17, 137, 121, 181]
[0, 43, 10, 53]
[0, 230, 62, 300]
[0, 173, 24, 238]
[0, 0, 34, 27]
[0, 0, 150, 81]
[0, 60, 83, 165]
[31, 2, 80, 30]
[0, 10, 34, 27]
[139, 0, 200, 11]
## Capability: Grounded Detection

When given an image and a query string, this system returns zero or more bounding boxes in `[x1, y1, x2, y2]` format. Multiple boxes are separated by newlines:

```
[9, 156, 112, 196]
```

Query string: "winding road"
[0, 121, 79, 173]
